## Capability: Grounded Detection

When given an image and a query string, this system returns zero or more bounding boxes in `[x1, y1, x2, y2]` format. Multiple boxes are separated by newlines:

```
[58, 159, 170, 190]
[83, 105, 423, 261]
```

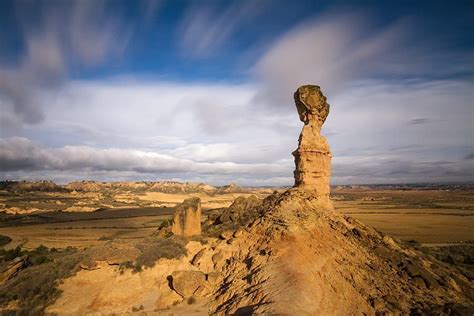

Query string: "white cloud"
[0, 1, 133, 131]
[254, 12, 407, 103]
[253, 11, 472, 108]
[178, 0, 266, 57]
[30, 79, 295, 157]
[2, 75, 469, 185]
[0, 137, 290, 180]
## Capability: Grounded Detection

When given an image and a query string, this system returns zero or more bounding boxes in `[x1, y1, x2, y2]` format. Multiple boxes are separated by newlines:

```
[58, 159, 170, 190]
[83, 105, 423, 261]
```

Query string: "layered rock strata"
[292, 85, 332, 207]
[171, 197, 201, 237]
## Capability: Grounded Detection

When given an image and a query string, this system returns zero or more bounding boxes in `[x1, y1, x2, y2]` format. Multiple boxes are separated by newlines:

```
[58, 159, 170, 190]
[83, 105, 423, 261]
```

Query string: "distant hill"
[0, 180, 257, 195]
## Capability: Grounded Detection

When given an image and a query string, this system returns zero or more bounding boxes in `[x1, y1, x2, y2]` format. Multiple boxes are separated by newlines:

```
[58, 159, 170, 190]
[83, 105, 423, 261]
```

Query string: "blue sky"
[0, 0, 473, 185]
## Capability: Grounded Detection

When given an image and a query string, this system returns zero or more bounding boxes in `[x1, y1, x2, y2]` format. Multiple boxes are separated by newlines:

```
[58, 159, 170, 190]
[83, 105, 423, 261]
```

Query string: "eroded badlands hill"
[209, 189, 473, 314]
[1, 85, 472, 315]
[42, 189, 473, 315]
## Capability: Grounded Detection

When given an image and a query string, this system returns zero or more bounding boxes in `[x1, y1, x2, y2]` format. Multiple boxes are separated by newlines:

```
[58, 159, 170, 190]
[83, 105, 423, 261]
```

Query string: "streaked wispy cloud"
[177, 0, 266, 57]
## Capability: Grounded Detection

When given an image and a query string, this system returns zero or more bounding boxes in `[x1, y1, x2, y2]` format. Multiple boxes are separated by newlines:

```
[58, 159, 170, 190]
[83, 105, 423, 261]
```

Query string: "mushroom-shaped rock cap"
[294, 85, 330, 125]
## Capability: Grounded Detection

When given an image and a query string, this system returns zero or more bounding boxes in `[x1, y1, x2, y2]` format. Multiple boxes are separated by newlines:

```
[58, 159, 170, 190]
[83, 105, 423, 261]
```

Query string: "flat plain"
[332, 187, 474, 244]
[0, 184, 472, 250]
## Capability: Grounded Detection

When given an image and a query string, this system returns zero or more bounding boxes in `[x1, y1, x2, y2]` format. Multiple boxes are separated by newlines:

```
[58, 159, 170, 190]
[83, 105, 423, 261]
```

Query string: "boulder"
[220, 231, 233, 240]
[233, 229, 244, 238]
[191, 249, 206, 266]
[170, 270, 207, 298]
[212, 251, 224, 267]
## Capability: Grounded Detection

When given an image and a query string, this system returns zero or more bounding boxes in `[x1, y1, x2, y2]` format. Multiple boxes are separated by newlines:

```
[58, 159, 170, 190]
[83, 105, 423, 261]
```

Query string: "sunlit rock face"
[172, 197, 201, 236]
[292, 85, 332, 206]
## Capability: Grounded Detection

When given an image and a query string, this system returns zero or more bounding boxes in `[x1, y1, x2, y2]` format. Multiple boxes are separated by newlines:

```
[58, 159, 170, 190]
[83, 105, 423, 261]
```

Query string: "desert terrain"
[1, 181, 472, 250]
[0, 180, 473, 314]
[1, 0, 473, 313]
[0, 86, 472, 315]
[0, 181, 272, 250]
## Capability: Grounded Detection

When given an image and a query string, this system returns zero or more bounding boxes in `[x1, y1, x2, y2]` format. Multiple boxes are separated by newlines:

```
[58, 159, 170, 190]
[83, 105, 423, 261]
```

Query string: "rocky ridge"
[207, 189, 473, 314]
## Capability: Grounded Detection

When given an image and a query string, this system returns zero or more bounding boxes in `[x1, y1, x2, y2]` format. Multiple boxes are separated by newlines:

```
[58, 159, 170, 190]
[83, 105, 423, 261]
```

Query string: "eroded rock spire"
[292, 85, 332, 206]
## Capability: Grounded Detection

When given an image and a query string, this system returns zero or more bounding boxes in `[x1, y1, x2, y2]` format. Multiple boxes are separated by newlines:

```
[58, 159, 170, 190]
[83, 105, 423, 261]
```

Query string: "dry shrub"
[0, 247, 90, 315]
[134, 237, 187, 270]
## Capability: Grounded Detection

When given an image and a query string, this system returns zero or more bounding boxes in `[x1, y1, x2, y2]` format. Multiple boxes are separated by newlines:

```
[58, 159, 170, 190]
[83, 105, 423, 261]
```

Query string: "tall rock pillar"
[292, 85, 332, 206]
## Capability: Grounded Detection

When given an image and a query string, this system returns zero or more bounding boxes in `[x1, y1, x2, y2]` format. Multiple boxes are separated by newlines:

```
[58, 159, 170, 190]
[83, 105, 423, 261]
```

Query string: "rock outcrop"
[172, 197, 202, 237]
[0, 257, 28, 285]
[215, 195, 261, 225]
[292, 85, 332, 208]
[208, 189, 474, 315]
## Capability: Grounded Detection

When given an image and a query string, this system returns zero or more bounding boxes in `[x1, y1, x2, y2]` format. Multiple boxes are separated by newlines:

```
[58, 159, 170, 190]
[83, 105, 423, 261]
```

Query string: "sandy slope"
[46, 188, 473, 315]
[209, 189, 473, 314]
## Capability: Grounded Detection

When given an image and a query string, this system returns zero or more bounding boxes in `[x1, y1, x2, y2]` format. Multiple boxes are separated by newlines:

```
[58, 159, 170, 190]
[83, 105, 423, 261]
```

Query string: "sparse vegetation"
[0, 246, 23, 262]
[118, 260, 135, 274]
[0, 235, 11, 247]
[420, 244, 474, 279]
[189, 235, 209, 245]
[0, 246, 90, 314]
[158, 219, 172, 230]
[132, 304, 144, 312]
[1, 240, 189, 312]
[134, 237, 187, 269]
[98, 235, 114, 241]
[404, 239, 421, 249]
[203, 195, 263, 237]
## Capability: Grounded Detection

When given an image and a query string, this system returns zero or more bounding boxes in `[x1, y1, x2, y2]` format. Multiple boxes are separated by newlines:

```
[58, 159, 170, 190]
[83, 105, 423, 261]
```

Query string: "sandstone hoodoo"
[293, 85, 332, 208]
[171, 197, 202, 237]
[20, 86, 473, 315]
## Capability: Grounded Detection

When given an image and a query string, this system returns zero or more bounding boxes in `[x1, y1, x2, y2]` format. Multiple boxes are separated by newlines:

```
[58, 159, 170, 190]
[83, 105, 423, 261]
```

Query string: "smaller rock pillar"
[172, 197, 201, 237]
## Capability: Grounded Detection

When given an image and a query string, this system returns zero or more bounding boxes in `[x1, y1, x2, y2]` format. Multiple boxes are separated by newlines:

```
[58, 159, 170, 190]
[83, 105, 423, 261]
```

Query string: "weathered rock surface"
[170, 270, 209, 298]
[208, 189, 474, 315]
[63, 206, 100, 212]
[172, 197, 202, 237]
[292, 85, 332, 208]
[0, 257, 28, 285]
[216, 195, 260, 225]
[45, 241, 209, 315]
[203, 195, 263, 237]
